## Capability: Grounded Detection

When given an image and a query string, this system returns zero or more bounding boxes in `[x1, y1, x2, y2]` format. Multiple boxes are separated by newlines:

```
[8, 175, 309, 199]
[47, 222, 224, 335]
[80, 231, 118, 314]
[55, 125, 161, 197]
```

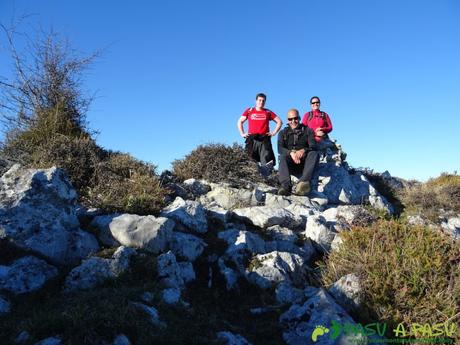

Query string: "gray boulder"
[233, 206, 302, 229]
[441, 217, 460, 240]
[113, 334, 131, 345]
[328, 273, 362, 313]
[132, 302, 166, 328]
[247, 251, 307, 289]
[89, 214, 121, 247]
[303, 215, 337, 253]
[170, 232, 206, 261]
[107, 214, 174, 253]
[0, 256, 58, 294]
[275, 282, 304, 305]
[161, 197, 208, 233]
[157, 251, 185, 289]
[280, 288, 366, 345]
[34, 337, 62, 345]
[183, 178, 211, 196]
[201, 184, 255, 210]
[218, 229, 266, 254]
[217, 331, 253, 345]
[0, 165, 99, 265]
[0, 295, 11, 315]
[162, 287, 181, 304]
[64, 246, 135, 292]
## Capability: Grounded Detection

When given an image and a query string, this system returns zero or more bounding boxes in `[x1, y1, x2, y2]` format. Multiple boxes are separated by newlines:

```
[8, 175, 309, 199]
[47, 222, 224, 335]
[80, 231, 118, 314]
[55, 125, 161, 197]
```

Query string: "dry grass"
[322, 219, 460, 342]
[172, 143, 265, 187]
[399, 173, 460, 222]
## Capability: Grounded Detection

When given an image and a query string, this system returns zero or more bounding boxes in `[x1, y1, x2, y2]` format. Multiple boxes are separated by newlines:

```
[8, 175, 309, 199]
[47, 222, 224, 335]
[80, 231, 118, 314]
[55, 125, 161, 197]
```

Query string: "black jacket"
[277, 124, 317, 156]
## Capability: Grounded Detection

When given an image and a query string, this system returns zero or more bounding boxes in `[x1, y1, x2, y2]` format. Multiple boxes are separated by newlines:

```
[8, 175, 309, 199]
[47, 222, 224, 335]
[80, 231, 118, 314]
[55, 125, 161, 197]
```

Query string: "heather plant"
[172, 143, 266, 186]
[0, 27, 167, 215]
[321, 219, 460, 342]
[399, 173, 460, 222]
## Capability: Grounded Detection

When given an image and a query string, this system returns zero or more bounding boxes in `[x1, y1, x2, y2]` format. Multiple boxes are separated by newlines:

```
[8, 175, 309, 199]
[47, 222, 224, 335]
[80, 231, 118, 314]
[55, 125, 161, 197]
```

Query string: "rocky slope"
[1, 143, 458, 345]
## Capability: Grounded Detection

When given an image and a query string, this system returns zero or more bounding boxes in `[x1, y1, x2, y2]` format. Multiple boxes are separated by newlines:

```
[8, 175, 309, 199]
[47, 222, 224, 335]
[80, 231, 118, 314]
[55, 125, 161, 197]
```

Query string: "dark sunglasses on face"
[311, 101, 320, 105]
[287, 117, 299, 122]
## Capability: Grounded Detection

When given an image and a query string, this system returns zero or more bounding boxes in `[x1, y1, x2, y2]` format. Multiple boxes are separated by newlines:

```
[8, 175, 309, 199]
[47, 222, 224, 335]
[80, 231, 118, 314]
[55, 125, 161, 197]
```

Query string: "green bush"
[0, 31, 168, 215]
[321, 219, 460, 342]
[399, 173, 460, 222]
[88, 152, 167, 215]
[172, 143, 265, 186]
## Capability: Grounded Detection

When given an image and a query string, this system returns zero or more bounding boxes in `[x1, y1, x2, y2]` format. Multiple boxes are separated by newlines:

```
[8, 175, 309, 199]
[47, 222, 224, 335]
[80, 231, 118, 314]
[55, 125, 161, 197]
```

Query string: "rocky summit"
[0, 142, 458, 345]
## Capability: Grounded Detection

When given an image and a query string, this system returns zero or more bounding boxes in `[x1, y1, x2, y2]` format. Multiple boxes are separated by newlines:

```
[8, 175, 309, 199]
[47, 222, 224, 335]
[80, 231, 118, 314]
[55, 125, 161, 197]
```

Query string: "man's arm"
[277, 129, 290, 156]
[237, 116, 249, 138]
[269, 116, 283, 136]
[307, 128, 318, 150]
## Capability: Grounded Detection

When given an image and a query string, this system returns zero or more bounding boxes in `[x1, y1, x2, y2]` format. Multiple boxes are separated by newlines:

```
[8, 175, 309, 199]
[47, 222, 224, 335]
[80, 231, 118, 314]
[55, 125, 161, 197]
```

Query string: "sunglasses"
[287, 117, 299, 122]
[311, 101, 320, 105]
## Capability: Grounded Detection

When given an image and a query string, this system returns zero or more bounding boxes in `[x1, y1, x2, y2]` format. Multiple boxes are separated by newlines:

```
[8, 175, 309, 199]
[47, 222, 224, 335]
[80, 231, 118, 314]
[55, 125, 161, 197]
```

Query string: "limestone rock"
[107, 214, 174, 253]
[161, 197, 208, 233]
[162, 287, 181, 304]
[0, 256, 58, 294]
[233, 206, 302, 229]
[218, 229, 266, 255]
[280, 288, 366, 345]
[247, 251, 307, 289]
[0, 295, 11, 315]
[276, 282, 304, 305]
[304, 215, 337, 253]
[157, 251, 184, 289]
[441, 217, 460, 240]
[34, 337, 62, 345]
[328, 273, 362, 313]
[183, 178, 211, 196]
[113, 334, 131, 345]
[0, 165, 99, 265]
[202, 184, 255, 210]
[217, 331, 253, 345]
[170, 231, 206, 261]
[64, 246, 135, 292]
[89, 214, 121, 247]
[132, 302, 165, 328]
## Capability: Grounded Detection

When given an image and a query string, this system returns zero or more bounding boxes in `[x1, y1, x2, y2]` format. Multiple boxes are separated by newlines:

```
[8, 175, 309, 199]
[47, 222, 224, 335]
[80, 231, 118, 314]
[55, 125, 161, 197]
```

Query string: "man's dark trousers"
[278, 150, 319, 188]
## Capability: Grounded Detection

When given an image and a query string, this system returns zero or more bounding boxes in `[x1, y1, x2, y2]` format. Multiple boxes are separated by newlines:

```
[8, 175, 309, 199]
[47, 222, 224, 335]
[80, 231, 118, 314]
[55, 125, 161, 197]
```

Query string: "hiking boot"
[295, 181, 311, 196]
[278, 186, 291, 196]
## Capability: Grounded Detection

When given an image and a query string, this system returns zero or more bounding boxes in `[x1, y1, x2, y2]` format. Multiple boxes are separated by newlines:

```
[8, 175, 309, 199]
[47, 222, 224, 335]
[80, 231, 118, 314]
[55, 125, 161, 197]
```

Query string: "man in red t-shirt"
[237, 93, 283, 165]
[301, 96, 333, 142]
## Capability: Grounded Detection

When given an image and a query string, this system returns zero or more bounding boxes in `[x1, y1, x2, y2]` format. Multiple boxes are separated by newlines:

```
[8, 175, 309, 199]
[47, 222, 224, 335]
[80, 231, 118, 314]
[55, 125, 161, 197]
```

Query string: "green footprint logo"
[311, 325, 330, 342]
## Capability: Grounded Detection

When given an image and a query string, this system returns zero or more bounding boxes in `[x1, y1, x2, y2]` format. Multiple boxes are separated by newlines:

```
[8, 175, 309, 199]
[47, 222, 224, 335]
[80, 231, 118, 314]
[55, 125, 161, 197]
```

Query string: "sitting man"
[277, 108, 319, 196]
[237, 93, 283, 166]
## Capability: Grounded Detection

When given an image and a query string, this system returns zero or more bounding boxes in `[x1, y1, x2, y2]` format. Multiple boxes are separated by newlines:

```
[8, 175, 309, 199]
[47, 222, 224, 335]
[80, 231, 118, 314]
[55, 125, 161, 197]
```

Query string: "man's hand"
[241, 132, 249, 138]
[295, 149, 305, 160]
[315, 128, 325, 137]
[290, 151, 301, 164]
[268, 131, 276, 137]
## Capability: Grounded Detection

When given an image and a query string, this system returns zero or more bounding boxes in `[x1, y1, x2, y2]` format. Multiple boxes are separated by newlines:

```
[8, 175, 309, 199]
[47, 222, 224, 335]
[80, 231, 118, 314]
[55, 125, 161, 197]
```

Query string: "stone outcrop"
[0, 165, 99, 265]
[0, 256, 58, 294]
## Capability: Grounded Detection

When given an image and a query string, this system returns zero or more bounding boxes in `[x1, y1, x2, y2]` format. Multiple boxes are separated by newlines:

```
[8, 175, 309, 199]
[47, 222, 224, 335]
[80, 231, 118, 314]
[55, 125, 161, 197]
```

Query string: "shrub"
[172, 143, 265, 186]
[0, 29, 168, 215]
[399, 173, 460, 222]
[321, 219, 460, 341]
[88, 152, 167, 215]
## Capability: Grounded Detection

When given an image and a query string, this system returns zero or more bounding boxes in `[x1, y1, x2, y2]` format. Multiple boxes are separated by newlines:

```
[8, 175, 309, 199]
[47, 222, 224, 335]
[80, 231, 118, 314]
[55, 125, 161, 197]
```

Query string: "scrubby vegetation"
[321, 219, 460, 341]
[172, 143, 265, 186]
[0, 29, 167, 215]
[399, 173, 460, 222]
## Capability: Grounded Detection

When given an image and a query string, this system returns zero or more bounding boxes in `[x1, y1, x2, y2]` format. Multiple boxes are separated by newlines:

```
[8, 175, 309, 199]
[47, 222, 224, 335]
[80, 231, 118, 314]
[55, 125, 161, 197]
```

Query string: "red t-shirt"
[241, 107, 277, 135]
[301, 110, 333, 142]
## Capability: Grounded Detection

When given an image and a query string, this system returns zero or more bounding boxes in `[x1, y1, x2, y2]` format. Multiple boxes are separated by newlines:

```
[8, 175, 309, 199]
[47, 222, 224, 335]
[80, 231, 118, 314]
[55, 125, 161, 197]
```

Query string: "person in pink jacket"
[301, 96, 333, 142]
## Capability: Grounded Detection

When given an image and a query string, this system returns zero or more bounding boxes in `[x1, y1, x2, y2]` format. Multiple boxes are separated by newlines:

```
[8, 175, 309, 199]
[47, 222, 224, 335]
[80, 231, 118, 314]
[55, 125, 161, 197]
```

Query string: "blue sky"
[1, 0, 459, 181]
